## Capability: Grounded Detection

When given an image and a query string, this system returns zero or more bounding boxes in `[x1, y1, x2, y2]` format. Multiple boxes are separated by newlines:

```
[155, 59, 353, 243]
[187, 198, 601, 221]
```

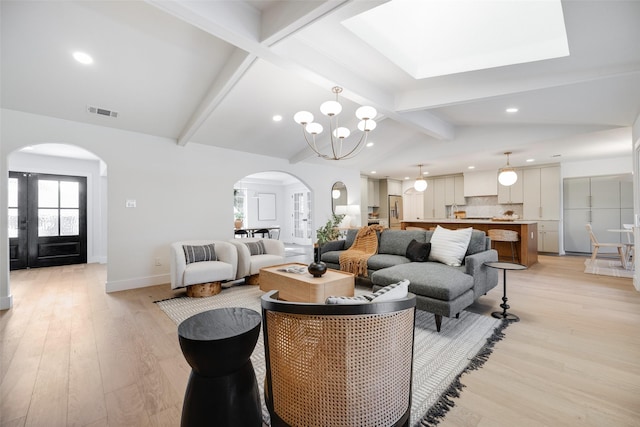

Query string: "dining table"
[233, 226, 280, 238]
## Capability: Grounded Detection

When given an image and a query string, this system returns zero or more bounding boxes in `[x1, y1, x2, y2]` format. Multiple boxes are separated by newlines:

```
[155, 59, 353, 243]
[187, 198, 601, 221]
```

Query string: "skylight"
[342, 0, 569, 79]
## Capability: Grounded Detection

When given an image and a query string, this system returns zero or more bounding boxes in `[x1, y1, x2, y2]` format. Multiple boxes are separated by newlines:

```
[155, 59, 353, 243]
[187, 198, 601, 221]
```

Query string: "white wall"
[0, 109, 360, 308]
[633, 114, 640, 291]
[562, 156, 632, 178]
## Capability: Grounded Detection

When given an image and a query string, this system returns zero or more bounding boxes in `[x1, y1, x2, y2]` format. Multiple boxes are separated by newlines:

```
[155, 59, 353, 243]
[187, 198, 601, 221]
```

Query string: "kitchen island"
[401, 219, 538, 267]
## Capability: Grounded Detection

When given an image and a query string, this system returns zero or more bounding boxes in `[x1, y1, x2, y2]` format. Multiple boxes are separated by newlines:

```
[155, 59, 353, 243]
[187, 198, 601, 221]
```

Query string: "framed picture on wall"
[258, 193, 276, 220]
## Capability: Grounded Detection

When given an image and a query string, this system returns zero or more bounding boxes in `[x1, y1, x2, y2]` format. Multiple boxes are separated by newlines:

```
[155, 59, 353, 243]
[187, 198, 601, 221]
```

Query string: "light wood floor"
[1, 255, 639, 426]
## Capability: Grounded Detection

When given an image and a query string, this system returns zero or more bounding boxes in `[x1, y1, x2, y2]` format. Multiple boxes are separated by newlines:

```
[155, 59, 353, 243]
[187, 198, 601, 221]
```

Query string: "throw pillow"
[244, 240, 266, 256]
[182, 243, 217, 264]
[428, 225, 473, 266]
[370, 279, 410, 302]
[406, 239, 431, 262]
[325, 294, 373, 305]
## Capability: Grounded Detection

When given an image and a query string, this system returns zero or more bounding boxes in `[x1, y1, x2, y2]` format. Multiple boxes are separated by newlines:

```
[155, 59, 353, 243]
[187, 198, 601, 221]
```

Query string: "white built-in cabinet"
[538, 221, 559, 253]
[367, 179, 380, 207]
[386, 179, 403, 196]
[523, 166, 560, 220]
[563, 175, 633, 253]
[498, 169, 524, 204]
[403, 192, 424, 220]
[445, 175, 465, 206]
[423, 178, 447, 218]
[421, 175, 464, 218]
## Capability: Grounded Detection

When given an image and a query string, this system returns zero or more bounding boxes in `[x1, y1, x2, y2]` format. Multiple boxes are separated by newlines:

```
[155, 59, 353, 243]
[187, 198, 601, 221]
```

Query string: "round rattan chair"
[261, 290, 416, 427]
[488, 229, 520, 263]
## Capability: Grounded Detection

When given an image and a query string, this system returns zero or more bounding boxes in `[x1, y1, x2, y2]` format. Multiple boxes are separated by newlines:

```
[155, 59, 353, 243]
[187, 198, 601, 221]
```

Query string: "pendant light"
[414, 164, 428, 192]
[498, 152, 518, 186]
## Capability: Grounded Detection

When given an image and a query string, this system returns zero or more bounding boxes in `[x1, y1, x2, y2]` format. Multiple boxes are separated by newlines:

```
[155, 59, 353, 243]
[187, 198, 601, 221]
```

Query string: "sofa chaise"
[320, 228, 499, 331]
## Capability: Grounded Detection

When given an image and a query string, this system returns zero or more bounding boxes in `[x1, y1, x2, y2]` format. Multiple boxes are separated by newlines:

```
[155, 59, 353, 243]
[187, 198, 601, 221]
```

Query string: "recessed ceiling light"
[526, 158, 535, 162]
[506, 107, 519, 113]
[366, 142, 374, 147]
[404, 176, 410, 180]
[73, 51, 93, 65]
[371, 171, 377, 174]
[468, 166, 475, 169]
[272, 115, 282, 122]
[423, 171, 429, 175]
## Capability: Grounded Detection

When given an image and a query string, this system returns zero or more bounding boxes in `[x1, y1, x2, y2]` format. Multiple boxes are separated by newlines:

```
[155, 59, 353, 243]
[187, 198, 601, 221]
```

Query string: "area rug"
[584, 258, 633, 278]
[284, 247, 306, 257]
[156, 285, 508, 427]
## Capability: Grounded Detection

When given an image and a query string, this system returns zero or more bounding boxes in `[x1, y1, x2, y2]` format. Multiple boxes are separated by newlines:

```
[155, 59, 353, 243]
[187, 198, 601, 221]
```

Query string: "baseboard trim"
[105, 273, 170, 293]
[0, 294, 14, 310]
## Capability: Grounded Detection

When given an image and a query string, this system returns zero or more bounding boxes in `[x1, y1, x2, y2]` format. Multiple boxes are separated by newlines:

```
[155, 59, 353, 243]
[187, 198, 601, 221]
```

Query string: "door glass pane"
[38, 208, 59, 236]
[8, 208, 18, 238]
[8, 178, 18, 207]
[39, 180, 59, 208]
[60, 181, 79, 208]
[293, 192, 304, 238]
[60, 209, 79, 236]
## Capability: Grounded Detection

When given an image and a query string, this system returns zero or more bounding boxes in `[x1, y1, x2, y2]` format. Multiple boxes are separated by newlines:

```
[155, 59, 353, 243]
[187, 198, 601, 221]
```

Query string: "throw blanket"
[339, 225, 385, 277]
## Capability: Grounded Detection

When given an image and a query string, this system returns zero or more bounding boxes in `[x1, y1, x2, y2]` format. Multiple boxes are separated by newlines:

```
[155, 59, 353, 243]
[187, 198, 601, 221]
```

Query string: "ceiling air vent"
[87, 105, 118, 118]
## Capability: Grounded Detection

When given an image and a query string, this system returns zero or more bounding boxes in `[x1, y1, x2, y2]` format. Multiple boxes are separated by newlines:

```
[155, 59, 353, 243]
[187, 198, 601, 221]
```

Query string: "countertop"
[401, 218, 538, 225]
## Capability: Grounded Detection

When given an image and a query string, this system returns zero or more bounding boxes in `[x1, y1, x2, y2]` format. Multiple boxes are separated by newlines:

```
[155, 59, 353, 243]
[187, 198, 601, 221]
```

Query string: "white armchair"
[229, 238, 286, 285]
[170, 240, 238, 296]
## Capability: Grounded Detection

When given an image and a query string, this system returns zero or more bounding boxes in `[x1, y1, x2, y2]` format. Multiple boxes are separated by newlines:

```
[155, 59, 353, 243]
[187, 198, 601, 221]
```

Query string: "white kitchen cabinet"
[367, 179, 380, 207]
[403, 192, 424, 220]
[497, 169, 523, 204]
[523, 166, 560, 220]
[563, 174, 633, 253]
[422, 179, 436, 218]
[433, 178, 447, 218]
[538, 221, 559, 253]
[445, 175, 465, 206]
[387, 179, 403, 196]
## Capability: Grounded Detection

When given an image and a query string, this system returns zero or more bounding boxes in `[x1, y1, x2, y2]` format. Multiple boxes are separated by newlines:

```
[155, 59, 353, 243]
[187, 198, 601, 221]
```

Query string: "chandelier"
[414, 164, 428, 192]
[293, 86, 377, 160]
[498, 152, 518, 186]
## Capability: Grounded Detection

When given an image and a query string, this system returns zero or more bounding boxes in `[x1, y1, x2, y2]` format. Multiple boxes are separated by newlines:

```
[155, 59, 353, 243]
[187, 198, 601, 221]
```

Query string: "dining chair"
[585, 224, 627, 268]
[254, 228, 270, 238]
[234, 229, 249, 238]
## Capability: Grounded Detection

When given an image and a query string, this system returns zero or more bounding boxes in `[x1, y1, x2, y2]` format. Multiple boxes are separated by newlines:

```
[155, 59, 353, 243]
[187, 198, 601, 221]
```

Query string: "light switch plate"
[126, 199, 136, 208]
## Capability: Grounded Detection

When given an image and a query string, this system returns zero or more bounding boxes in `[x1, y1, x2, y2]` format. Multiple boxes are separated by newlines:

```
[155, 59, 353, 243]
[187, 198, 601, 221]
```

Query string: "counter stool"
[488, 229, 519, 263]
[178, 307, 262, 427]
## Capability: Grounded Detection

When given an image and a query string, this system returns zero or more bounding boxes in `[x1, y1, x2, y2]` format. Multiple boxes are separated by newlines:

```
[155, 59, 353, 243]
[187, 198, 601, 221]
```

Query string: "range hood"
[463, 170, 498, 196]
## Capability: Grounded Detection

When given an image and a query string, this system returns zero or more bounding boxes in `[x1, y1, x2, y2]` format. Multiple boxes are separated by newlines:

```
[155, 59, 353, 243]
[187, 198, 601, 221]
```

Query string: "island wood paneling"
[402, 220, 538, 266]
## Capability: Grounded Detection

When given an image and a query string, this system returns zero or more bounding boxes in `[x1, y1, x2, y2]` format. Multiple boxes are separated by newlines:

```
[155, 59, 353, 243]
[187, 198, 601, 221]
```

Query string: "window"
[234, 188, 247, 223]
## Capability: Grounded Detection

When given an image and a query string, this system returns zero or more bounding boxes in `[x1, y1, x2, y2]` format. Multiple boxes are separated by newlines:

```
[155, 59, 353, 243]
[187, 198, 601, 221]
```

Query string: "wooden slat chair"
[586, 224, 627, 268]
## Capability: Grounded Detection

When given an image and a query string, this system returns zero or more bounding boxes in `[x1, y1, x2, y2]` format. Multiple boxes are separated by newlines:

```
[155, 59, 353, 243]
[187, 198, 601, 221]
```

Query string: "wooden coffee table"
[259, 263, 355, 303]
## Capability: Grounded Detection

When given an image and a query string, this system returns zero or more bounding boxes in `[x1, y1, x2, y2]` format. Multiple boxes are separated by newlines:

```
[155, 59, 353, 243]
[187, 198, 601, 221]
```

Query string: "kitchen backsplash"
[451, 196, 523, 218]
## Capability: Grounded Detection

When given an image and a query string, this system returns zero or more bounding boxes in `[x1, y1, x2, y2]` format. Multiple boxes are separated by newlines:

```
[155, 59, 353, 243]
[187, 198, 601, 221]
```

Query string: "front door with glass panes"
[8, 172, 87, 270]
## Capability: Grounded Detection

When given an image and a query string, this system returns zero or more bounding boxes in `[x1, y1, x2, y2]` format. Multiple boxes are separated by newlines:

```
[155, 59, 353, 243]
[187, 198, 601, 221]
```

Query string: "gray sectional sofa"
[320, 228, 499, 331]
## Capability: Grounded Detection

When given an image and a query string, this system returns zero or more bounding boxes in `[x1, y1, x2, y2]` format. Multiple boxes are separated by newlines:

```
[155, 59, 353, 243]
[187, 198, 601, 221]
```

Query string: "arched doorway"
[234, 170, 313, 247]
[7, 143, 108, 270]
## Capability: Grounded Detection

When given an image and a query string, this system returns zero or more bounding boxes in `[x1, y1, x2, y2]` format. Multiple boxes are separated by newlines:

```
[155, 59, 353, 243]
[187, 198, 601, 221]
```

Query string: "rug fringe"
[417, 319, 511, 427]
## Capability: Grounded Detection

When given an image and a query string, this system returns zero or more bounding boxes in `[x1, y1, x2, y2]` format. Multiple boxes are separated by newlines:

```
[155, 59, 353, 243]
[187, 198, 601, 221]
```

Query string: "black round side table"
[178, 307, 262, 427]
[484, 261, 527, 321]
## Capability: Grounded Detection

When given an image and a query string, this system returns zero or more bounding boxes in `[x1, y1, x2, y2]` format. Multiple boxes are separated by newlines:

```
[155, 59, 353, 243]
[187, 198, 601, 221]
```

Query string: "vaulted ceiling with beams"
[2, 0, 639, 179]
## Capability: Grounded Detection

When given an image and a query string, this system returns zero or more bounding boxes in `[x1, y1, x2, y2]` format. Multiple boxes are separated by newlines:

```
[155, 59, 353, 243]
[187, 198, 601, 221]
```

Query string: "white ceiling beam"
[396, 62, 640, 112]
[177, 49, 256, 146]
[147, 0, 358, 146]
